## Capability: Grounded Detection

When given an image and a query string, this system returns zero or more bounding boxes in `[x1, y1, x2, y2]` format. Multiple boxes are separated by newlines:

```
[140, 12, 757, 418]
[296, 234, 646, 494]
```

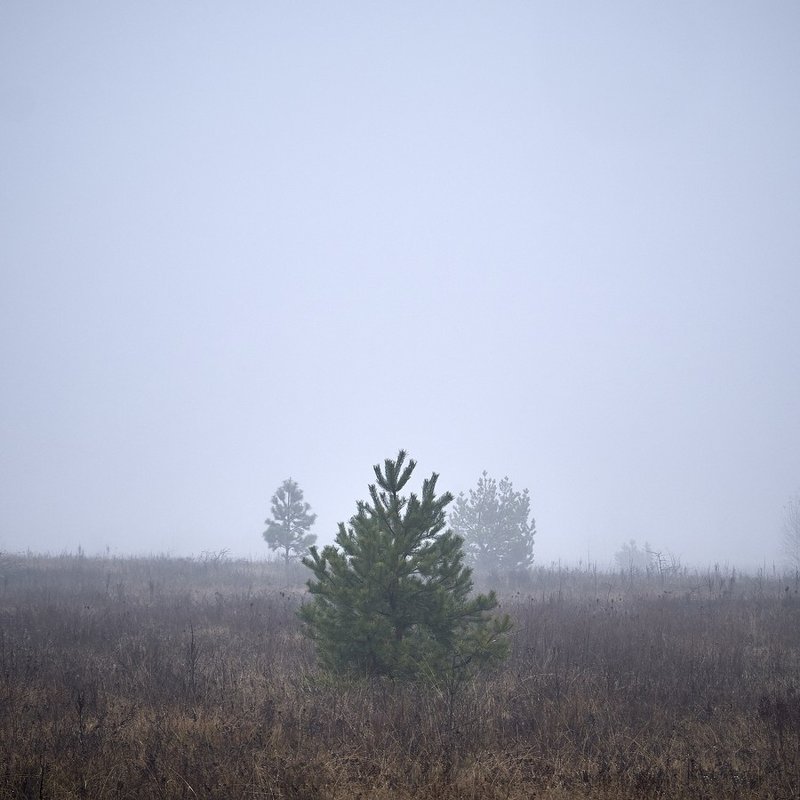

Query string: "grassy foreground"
[1, 553, 798, 799]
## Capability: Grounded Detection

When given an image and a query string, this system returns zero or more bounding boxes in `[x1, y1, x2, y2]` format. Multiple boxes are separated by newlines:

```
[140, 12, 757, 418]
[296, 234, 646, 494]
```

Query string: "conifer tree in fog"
[299, 451, 510, 679]
[614, 539, 654, 573]
[783, 491, 800, 570]
[449, 472, 535, 575]
[263, 478, 317, 563]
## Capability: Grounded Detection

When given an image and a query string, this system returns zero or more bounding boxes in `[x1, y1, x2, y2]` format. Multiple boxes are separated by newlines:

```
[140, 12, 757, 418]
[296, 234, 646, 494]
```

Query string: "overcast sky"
[2, 2, 799, 569]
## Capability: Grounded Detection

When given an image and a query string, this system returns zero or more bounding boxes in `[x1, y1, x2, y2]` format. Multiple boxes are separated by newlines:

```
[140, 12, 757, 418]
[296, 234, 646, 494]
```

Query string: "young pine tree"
[450, 472, 535, 576]
[263, 478, 317, 563]
[299, 451, 510, 679]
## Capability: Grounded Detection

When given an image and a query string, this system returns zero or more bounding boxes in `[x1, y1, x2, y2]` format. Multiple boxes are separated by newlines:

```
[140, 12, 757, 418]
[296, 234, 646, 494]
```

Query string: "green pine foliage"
[299, 451, 510, 680]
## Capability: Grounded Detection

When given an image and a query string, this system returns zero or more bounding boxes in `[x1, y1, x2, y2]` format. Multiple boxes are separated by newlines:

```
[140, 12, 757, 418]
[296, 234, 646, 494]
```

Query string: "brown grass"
[1, 553, 798, 798]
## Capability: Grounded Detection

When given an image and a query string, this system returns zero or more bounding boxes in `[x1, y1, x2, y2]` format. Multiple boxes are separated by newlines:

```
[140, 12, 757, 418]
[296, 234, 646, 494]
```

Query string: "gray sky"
[2, 2, 799, 569]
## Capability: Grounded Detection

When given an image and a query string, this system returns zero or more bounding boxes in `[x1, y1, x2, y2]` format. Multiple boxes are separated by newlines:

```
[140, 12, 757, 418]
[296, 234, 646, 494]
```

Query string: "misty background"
[2, 2, 798, 569]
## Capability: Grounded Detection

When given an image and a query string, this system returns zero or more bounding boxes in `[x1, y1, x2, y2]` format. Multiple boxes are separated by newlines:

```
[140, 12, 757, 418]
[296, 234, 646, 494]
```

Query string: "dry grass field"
[1, 553, 798, 799]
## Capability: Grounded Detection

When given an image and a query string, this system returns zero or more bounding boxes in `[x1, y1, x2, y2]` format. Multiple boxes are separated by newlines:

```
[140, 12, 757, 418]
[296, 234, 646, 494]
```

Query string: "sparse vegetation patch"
[1, 554, 798, 799]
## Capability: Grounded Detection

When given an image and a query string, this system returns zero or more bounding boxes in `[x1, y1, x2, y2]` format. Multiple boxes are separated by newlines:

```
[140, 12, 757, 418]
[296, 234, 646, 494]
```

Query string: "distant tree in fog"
[614, 539, 653, 572]
[449, 472, 535, 575]
[263, 478, 317, 563]
[783, 492, 800, 569]
[299, 451, 510, 679]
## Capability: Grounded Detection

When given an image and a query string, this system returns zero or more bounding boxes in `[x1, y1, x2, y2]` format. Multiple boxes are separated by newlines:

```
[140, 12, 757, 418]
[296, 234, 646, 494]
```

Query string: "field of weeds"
[1, 553, 798, 799]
